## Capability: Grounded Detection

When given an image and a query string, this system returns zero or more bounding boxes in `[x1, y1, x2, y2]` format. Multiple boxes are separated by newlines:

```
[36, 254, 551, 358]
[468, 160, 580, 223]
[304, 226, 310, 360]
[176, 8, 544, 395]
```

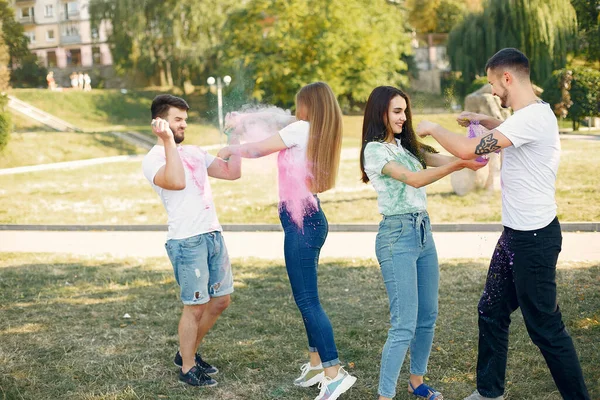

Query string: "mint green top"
[363, 139, 427, 216]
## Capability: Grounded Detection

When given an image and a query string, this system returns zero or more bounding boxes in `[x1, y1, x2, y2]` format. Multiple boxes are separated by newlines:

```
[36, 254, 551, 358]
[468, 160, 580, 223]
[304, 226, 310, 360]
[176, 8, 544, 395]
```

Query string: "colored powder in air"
[226, 106, 295, 143]
[228, 105, 315, 229]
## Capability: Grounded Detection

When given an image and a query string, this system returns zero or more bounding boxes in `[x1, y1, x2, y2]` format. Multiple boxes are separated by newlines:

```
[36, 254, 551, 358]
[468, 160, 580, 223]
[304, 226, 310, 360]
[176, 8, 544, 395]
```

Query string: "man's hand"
[151, 118, 174, 142]
[416, 121, 439, 138]
[457, 111, 486, 127]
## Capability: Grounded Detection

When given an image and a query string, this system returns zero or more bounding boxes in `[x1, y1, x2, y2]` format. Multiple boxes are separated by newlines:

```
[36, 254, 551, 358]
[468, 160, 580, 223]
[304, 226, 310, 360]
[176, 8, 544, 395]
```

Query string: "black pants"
[476, 217, 589, 399]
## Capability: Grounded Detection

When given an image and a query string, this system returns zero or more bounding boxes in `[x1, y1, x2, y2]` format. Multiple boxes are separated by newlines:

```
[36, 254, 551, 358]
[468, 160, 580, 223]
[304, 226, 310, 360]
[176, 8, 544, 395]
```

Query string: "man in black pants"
[415, 48, 590, 400]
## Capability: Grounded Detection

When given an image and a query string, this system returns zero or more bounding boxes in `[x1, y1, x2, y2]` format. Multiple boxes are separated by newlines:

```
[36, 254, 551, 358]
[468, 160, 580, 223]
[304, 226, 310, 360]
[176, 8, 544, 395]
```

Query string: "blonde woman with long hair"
[218, 82, 357, 400]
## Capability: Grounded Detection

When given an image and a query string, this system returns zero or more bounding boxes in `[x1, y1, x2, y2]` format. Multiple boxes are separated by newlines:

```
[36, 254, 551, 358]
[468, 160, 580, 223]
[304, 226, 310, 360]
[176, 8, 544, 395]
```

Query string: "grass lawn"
[0, 139, 596, 224]
[0, 131, 144, 169]
[0, 253, 598, 399]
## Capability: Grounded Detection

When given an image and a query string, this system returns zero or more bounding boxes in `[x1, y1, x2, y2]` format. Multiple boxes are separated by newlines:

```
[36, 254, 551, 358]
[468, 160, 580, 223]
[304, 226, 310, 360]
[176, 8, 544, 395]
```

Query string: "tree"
[406, 0, 483, 33]
[90, 0, 241, 88]
[0, 20, 11, 152]
[447, 0, 577, 88]
[543, 67, 600, 130]
[570, 0, 600, 65]
[0, 0, 30, 66]
[221, 0, 412, 108]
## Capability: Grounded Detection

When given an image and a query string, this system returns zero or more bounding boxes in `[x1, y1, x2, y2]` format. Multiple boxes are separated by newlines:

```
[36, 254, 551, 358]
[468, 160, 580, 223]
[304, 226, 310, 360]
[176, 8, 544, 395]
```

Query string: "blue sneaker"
[314, 367, 357, 400]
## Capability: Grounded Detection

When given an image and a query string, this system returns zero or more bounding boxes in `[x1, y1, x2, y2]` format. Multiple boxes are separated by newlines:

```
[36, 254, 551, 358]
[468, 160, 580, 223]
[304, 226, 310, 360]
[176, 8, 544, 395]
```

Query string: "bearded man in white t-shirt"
[415, 48, 590, 400]
[142, 94, 241, 388]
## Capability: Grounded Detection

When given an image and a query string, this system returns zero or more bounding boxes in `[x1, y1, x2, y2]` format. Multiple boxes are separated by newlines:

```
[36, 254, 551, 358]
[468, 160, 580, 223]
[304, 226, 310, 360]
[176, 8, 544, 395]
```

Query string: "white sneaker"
[314, 367, 357, 400]
[464, 390, 504, 400]
[294, 362, 325, 387]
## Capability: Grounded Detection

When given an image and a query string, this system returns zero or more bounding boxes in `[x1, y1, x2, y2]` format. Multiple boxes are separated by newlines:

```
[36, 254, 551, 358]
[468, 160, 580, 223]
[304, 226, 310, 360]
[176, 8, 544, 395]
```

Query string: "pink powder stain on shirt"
[277, 149, 317, 229]
[178, 146, 214, 209]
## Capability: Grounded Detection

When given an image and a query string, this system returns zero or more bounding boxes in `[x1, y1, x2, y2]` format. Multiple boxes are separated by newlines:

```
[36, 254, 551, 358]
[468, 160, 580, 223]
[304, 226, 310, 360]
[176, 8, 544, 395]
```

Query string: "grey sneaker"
[294, 362, 325, 387]
[464, 390, 504, 400]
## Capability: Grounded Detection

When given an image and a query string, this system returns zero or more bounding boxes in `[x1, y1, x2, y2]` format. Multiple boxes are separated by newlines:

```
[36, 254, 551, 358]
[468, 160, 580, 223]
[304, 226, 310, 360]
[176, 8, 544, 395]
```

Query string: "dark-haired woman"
[359, 86, 486, 400]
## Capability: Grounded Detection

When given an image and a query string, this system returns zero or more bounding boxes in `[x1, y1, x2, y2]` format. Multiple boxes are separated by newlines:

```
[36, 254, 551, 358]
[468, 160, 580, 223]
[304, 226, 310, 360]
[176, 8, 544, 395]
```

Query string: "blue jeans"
[165, 231, 233, 305]
[279, 197, 340, 367]
[375, 212, 439, 398]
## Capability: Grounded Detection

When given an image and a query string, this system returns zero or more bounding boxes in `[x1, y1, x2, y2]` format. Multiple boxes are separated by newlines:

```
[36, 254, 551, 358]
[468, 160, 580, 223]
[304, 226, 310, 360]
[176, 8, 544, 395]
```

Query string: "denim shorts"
[165, 231, 233, 305]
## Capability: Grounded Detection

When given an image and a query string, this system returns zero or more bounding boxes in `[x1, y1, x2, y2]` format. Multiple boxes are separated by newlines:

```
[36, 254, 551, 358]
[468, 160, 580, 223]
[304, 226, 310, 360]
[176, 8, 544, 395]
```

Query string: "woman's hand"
[217, 146, 233, 160]
[415, 121, 439, 137]
[462, 158, 489, 171]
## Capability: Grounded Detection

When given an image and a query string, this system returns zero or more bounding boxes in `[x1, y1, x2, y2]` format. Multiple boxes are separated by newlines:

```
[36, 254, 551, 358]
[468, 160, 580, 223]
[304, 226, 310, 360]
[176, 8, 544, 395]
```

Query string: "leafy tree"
[90, 0, 240, 88]
[0, 21, 10, 91]
[0, 20, 11, 152]
[447, 0, 577, 87]
[543, 67, 600, 130]
[0, 0, 29, 66]
[221, 0, 412, 108]
[10, 53, 47, 88]
[406, 0, 481, 33]
[570, 0, 600, 64]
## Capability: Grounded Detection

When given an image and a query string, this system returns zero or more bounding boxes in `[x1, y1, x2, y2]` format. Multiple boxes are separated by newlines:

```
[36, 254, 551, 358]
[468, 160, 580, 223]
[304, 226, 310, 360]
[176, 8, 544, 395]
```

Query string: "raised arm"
[152, 118, 186, 190]
[416, 120, 512, 160]
[217, 133, 288, 160]
[382, 158, 487, 188]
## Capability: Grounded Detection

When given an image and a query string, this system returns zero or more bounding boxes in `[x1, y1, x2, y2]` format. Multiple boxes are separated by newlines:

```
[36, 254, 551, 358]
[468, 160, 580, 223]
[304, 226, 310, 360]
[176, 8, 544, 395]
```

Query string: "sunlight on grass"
[0, 323, 46, 335]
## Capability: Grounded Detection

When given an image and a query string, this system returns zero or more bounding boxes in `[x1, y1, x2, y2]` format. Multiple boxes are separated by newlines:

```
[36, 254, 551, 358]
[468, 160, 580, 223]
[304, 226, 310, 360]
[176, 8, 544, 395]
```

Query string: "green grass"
[0, 139, 596, 225]
[0, 253, 598, 399]
[0, 131, 144, 169]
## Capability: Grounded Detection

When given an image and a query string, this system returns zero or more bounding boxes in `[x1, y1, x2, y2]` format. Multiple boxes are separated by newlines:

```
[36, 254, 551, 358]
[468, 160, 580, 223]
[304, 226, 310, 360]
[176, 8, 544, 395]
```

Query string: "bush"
[10, 54, 48, 88]
[543, 67, 600, 130]
[466, 76, 489, 95]
[0, 94, 11, 152]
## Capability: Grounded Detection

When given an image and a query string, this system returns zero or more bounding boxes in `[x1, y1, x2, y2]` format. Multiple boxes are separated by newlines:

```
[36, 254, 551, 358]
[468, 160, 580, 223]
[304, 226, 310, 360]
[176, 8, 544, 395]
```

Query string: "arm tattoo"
[475, 133, 501, 155]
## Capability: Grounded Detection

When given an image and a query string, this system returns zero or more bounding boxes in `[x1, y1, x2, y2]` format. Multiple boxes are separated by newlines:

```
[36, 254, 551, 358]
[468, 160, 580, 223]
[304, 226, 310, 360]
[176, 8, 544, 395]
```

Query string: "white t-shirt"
[142, 145, 221, 240]
[277, 120, 312, 202]
[495, 102, 560, 230]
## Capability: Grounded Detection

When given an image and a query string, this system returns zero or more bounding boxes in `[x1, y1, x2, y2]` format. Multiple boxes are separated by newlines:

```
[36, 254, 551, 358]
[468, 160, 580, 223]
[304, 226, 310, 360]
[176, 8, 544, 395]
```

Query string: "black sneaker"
[178, 366, 218, 387]
[174, 351, 219, 375]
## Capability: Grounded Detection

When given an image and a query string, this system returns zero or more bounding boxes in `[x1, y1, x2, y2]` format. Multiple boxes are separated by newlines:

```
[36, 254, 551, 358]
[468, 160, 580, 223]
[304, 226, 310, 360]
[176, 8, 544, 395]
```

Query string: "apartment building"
[9, 0, 112, 69]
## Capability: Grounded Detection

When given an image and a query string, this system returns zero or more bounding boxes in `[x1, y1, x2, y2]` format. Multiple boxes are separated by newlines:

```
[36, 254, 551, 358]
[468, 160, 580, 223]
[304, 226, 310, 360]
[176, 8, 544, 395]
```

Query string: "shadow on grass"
[90, 132, 141, 155]
[1, 257, 598, 399]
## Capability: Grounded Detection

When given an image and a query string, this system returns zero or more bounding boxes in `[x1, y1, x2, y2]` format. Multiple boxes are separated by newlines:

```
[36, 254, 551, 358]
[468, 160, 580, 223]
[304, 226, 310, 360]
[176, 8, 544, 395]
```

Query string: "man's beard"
[173, 129, 185, 144]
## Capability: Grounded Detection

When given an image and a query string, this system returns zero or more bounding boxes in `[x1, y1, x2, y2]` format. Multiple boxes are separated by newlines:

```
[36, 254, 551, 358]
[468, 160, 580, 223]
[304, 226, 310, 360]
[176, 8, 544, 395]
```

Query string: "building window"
[21, 7, 34, 18]
[64, 2, 79, 19]
[62, 23, 79, 37]
[25, 31, 35, 43]
[47, 30, 55, 41]
[45, 5, 53, 17]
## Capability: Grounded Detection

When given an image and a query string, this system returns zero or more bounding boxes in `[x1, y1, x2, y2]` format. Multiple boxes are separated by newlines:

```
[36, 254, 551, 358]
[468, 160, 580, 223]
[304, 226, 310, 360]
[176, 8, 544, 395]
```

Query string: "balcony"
[60, 11, 81, 21]
[18, 15, 36, 24]
[61, 34, 81, 44]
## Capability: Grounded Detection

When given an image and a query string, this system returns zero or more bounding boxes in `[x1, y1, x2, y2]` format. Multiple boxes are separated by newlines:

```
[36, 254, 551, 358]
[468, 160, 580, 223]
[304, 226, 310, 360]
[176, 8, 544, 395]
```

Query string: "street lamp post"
[207, 75, 232, 144]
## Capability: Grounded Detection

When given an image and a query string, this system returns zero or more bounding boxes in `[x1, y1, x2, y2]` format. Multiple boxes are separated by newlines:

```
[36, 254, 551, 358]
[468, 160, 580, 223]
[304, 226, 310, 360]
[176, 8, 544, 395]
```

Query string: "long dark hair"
[360, 86, 437, 183]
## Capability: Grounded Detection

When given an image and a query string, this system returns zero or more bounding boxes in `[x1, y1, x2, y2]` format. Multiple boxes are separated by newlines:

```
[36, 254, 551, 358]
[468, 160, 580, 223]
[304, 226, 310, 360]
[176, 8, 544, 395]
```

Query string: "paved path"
[2, 230, 599, 261]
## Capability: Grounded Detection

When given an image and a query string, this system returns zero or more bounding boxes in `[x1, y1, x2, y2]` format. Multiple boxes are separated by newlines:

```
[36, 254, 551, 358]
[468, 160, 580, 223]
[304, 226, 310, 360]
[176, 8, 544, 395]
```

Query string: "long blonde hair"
[296, 82, 343, 193]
